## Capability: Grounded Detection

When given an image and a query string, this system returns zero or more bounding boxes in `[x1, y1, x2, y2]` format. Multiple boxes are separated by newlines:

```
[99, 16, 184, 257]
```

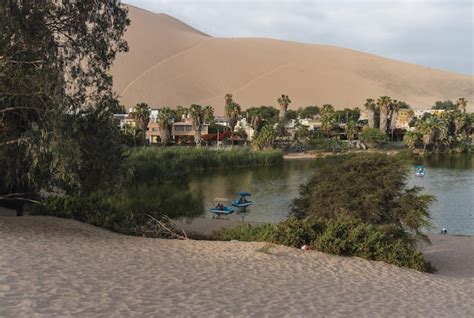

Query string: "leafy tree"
[431, 100, 456, 111]
[129, 102, 151, 146]
[291, 153, 434, 243]
[360, 127, 387, 148]
[335, 108, 360, 124]
[298, 105, 320, 119]
[277, 94, 291, 120]
[157, 107, 174, 146]
[285, 109, 298, 121]
[246, 106, 280, 135]
[0, 0, 129, 213]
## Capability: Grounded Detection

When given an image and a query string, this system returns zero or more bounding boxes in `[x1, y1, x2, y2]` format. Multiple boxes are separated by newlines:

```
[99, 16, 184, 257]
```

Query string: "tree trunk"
[367, 109, 375, 128]
[379, 107, 388, 133]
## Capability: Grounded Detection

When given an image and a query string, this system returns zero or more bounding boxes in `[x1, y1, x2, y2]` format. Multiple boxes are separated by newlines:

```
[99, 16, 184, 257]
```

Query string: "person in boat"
[239, 197, 247, 204]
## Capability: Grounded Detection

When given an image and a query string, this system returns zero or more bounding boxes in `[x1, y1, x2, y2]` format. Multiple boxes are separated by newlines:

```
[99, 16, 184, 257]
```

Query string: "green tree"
[403, 131, 420, 150]
[298, 105, 320, 119]
[291, 153, 434, 243]
[416, 115, 439, 153]
[224, 94, 241, 132]
[432, 100, 456, 111]
[320, 104, 336, 136]
[157, 107, 173, 146]
[130, 102, 151, 146]
[0, 0, 129, 214]
[252, 124, 277, 150]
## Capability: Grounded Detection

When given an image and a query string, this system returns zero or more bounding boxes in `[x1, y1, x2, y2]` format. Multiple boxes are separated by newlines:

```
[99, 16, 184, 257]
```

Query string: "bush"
[360, 127, 388, 148]
[213, 217, 435, 272]
[291, 153, 434, 244]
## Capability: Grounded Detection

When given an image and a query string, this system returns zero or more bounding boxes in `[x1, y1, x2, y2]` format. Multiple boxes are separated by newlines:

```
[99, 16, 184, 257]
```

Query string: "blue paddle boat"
[210, 198, 235, 218]
[415, 165, 425, 177]
[232, 192, 252, 210]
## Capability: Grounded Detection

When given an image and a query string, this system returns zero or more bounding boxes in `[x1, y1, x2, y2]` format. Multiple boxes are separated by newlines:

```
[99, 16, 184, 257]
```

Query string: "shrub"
[291, 153, 434, 244]
[360, 127, 388, 148]
[213, 217, 435, 272]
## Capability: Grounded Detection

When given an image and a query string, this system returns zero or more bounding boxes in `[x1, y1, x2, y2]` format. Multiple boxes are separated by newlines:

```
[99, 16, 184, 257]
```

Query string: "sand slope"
[1, 216, 473, 317]
[111, 5, 474, 114]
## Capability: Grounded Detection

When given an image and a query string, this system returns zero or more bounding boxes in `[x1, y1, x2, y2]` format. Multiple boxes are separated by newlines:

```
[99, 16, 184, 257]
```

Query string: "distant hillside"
[111, 5, 474, 114]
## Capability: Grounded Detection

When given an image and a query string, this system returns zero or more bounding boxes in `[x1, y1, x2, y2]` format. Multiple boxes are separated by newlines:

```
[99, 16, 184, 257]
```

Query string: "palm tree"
[157, 107, 173, 146]
[203, 105, 214, 124]
[189, 104, 205, 147]
[403, 131, 419, 150]
[252, 124, 277, 150]
[320, 104, 335, 137]
[277, 94, 291, 120]
[345, 120, 358, 146]
[129, 102, 151, 146]
[377, 96, 392, 133]
[364, 98, 376, 128]
[175, 106, 189, 121]
[224, 95, 241, 133]
[416, 116, 439, 153]
[456, 97, 468, 113]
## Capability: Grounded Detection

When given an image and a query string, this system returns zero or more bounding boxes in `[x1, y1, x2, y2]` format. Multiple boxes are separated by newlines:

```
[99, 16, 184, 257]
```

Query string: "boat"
[232, 192, 252, 210]
[415, 165, 425, 177]
[210, 198, 235, 218]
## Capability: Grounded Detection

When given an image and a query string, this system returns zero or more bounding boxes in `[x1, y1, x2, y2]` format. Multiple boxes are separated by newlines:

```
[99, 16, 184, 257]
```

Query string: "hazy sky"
[126, 0, 473, 75]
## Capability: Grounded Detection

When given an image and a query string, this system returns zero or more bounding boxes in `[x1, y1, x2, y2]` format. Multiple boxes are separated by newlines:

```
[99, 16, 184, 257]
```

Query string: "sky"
[126, 0, 473, 75]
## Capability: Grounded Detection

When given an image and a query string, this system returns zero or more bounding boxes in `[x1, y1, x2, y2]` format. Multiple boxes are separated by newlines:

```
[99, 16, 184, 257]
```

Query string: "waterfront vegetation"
[128, 147, 283, 173]
[215, 153, 435, 272]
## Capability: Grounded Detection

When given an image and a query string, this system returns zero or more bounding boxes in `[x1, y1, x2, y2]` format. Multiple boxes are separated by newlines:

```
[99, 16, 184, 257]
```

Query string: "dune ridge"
[111, 5, 473, 114]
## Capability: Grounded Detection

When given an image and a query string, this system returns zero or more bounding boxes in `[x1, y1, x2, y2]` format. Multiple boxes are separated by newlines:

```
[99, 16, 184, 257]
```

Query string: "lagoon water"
[190, 154, 474, 235]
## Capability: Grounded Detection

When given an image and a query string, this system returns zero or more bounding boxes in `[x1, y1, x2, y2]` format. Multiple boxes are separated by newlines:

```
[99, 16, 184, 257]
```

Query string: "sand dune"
[1, 216, 473, 317]
[111, 5, 473, 114]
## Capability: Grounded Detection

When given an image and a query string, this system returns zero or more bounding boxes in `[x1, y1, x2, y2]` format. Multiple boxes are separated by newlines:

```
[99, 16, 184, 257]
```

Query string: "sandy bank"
[1, 216, 473, 317]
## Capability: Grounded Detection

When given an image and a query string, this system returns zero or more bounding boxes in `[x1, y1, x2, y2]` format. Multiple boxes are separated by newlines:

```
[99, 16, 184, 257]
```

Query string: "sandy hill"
[111, 5, 474, 114]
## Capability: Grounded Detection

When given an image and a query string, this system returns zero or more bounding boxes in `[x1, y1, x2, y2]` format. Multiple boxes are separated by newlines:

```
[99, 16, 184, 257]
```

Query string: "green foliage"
[0, 0, 129, 205]
[298, 106, 320, 119]
[285, 110, 298, 121]
[246, 106, 279, 127]
[413, 110, 471, 153]
[214, 217, 434, 272]
[432, 100, 456, 111]
[127, 147, 284, 173]
[335, 108, 361, 124]
[360, 127, 388, 147]
[252, 124, 278, 150]
[291, 153, 434, 243]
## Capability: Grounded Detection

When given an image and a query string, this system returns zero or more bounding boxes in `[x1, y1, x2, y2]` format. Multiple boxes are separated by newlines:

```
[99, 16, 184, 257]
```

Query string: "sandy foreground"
[1, 216, 473, 317]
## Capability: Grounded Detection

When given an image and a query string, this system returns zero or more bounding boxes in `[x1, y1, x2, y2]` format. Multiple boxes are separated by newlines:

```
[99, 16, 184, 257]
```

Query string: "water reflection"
[190, 154, 473, 235]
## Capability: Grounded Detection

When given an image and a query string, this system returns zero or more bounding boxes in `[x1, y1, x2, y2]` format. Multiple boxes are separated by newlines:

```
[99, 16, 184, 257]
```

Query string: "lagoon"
[190, 154, 474, 235]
